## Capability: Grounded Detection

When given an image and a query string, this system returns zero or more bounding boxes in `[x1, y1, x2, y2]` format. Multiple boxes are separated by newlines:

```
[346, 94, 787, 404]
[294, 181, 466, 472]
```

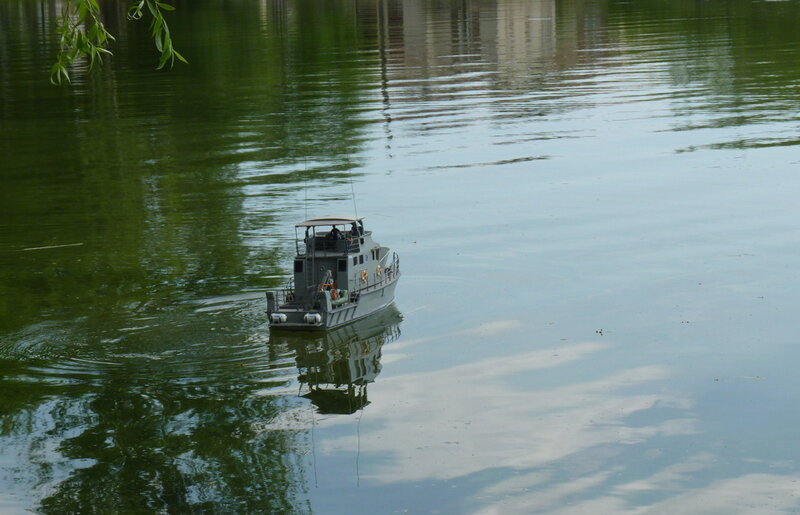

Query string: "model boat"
[266, 216, 400, 330]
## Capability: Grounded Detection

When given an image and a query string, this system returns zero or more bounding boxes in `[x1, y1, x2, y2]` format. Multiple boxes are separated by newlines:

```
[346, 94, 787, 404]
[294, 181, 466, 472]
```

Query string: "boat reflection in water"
[281, 305, 402, 414]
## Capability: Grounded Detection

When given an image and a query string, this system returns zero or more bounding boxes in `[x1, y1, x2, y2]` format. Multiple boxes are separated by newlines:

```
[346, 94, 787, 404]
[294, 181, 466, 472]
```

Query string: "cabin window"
[353, 256, 358, 266]
[294, 260, 303, 273]
[359, 255, 364, 264]
[338, 259, 347, 272]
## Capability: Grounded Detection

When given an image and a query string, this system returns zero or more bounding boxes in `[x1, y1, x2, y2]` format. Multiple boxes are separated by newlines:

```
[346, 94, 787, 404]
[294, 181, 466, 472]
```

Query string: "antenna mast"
[304, 158, 309, 220]
[350, 177, 358, 219]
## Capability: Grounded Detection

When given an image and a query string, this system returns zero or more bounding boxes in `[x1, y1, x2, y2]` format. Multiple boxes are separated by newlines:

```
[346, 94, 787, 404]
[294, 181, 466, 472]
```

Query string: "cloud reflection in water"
[310, 325, 800, 511]
[319, 337, 694, 485]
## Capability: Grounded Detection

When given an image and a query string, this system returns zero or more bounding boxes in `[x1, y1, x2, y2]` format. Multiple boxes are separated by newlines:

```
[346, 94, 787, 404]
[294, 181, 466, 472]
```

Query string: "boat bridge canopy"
[295, 216, 363, 228]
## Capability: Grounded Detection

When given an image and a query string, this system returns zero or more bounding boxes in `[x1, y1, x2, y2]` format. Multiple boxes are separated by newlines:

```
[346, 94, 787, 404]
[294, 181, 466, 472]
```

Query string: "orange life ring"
[376, 265, 382, 276]
[361, 270, 367, 283]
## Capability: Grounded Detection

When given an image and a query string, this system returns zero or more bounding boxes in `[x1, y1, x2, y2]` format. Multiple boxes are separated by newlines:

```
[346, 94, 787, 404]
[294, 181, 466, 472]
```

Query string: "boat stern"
[266, 290, 329, 330]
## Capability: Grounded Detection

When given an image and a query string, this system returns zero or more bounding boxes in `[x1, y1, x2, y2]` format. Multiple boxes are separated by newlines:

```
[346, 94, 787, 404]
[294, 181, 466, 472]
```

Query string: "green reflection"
[1, 0, 384, 511]
[36, 379, 308, 513]
[0, 0, 384, 335]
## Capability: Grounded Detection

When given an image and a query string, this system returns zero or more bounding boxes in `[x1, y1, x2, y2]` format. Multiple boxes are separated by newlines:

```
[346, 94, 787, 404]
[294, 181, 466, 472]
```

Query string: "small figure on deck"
[329, 226, 343, 240]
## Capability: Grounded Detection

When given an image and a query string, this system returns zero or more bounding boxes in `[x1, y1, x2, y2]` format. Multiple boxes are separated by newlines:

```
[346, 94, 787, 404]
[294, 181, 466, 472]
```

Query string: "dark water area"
[4, 0, 800, 512]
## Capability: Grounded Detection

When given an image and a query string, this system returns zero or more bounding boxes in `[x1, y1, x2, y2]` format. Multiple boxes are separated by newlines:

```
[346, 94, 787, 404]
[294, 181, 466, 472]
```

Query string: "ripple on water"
[0, 294, 295, 393]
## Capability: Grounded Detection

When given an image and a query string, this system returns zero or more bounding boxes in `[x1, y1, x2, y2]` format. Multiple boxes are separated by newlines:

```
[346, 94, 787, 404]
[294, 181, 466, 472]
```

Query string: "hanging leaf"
[52, 0, 186, 85]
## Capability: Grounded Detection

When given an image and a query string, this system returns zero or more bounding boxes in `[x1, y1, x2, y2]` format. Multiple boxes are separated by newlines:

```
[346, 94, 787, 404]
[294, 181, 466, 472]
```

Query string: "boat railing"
[354, 252, 400, 296]
[278, 284, 327, 311]
[275, 277, 323, 310]
[271, 276, 297, 307]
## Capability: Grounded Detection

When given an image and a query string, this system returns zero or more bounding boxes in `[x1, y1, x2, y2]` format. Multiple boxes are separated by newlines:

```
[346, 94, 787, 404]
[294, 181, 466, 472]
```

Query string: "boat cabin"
[291, 216, 390, 304]
[267, 215, 400, 330]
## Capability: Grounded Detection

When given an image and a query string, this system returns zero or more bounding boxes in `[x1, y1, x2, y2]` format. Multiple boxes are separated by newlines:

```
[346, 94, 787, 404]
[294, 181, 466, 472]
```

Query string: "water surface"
[3, 0, 800, 512]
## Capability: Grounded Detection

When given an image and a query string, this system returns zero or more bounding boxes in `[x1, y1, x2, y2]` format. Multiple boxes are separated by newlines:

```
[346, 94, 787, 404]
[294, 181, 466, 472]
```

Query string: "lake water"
[3, 0, 800, 512]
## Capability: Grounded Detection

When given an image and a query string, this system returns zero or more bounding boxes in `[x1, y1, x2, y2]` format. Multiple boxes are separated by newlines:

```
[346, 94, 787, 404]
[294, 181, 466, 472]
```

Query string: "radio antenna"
[304, 157, 308, 220]
[350, 176, 358, 219]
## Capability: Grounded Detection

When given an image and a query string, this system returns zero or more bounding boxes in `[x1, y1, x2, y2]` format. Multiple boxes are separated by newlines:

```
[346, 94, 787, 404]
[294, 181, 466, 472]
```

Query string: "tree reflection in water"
[0, 305, 403, 512]
[0, 314, 312, 513]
